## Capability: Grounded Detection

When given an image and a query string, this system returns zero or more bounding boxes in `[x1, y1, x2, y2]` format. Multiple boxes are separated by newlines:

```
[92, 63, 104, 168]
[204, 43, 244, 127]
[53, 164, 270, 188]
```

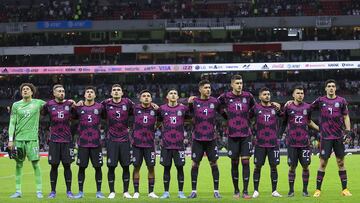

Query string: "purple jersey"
[283, 102, 312, 147]
[43, 100, 73, 143]
[218, 91, 256, 138]
[191, 97, 220, 141]
[74, 103, 104, 148]
[251, 104, 281, 148]
[132, 104, 158, 148]
[102, 98, 134, 142]
[311, 96, 348, 140]
[158, 104, 189, 150]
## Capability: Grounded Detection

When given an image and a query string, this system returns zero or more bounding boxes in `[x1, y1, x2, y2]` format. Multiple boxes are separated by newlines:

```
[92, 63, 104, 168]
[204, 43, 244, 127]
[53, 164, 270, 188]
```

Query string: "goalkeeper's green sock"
[15, 161, 23, 193]
[32, 161, 42, 192]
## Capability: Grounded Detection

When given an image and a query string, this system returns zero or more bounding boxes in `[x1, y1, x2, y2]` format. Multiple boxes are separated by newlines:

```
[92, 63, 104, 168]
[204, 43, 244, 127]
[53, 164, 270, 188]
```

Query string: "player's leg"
[189, 140, 204, 198]
[119, 142, 131, 198]
[228, 137, 240, 197]
[106, 141, 118, 198]
[174, 150, 186, 198]
[11, 141, 26, 198]
[334, 139, 351, 196]
[144, 147, 157, 198]
[48, 142, 60, 198]
[240, 136, 252, 198]
[207, 140, 220, 198]
[253, 146, 265, 198]
[314, 139, 331, 197]
[132, 146, 143, 198]
[160, 148, 172, 198]
[90, 147, 104, 198]
[287, 147, 298, 197]
[62, 143, 74, 198]
[299, 147, 311, 197]
[268, 147, 281, 197]
[27, 140, 42, 198]
[74, 147, 89, 198]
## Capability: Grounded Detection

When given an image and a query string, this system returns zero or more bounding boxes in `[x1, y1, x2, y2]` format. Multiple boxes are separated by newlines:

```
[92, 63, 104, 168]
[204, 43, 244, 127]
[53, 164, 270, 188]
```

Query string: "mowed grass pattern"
[0, 154, 359, 203]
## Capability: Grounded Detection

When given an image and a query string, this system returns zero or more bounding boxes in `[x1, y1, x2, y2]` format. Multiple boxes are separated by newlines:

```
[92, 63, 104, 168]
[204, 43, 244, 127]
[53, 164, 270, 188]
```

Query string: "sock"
[270, 166, 278, 192]
[32, 161, 42, 192]
[316, 171, 325, 190]
[288, 170, 296, 193]
[50, 164, 59, 192]
[176, 166, 184, 192]
[241, 159, 250, 194]
[95, 167, 102, 192]
[78, 167, 86, 192]
[148, 178, 155, 193]
[163, 166, 171, 192]
[302, 169, 309, 192]
[231, 159, 240, 194]
[63, 164, 72, 192]
[122, 166, 130, 193]
[253, 166, 261, 191]
[211, 164, 220, 191]
[108, 166, 116, 193]
[133, 178, 139, 193]
[191, 164, 199, 191]
[15, 161, 23, 193]
[339, 170, 347, 190]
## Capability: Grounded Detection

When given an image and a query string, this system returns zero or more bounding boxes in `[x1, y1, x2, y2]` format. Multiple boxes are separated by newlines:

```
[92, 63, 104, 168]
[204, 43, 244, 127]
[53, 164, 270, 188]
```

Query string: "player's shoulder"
[242, 90, 253, 97]
[336, 96, 347, 102]
[159, 104, 167, 110]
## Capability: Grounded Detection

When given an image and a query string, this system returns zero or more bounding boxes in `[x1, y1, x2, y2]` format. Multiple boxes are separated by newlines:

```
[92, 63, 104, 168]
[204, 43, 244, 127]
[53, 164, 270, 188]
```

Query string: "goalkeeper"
[8, 83, 46, 199]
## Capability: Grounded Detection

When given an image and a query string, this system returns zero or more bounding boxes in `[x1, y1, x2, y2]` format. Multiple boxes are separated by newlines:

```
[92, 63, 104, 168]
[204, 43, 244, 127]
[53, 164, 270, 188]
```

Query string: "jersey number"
[57, 111, 64, 119]
[203, 109, 208, 116]
[295, 115, 303, 124]
[170, 116, 177, 124]
[115, 110, 121, 118]
[264, 114, 271, 122]
[235, 103, 243, 111]
[143, 116, 148, 123]
[328, 107, 333, 115]
[87, 115, 92, 123]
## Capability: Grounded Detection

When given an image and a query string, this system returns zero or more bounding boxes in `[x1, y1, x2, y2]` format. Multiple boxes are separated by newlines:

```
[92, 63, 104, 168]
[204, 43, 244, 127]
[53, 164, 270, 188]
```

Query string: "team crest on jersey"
[52, 107, 56, 111]
[94, 109, 99, 114]
[210, 103, 215, 109]
[65, 106, 70, 111]
[150, 110, 155, 116]
[242, 98, 247, 103]
[177, 111, 183, 116]
[303, 109, 307, 115]
[271, 109, 276, 115]
[335, 102, 340, 108]
[122, 105, 127, 111]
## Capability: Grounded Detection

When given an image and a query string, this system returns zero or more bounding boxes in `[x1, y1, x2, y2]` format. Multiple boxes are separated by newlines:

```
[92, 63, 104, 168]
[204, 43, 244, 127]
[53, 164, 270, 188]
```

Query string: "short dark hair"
[198, 79, 210, 88]
[259, 87, 270, 94]
[292, 85, 304, 94]
[112, 84, 122, 89]
[167, 88, 178, 94]
[20, 83, 36, 95]
[325, 79, 336, 87]
[52, 84, 64, 92]
[140, 89, 152, 97]
[231, 75, 242, 82]
[85, 86, 96, 92]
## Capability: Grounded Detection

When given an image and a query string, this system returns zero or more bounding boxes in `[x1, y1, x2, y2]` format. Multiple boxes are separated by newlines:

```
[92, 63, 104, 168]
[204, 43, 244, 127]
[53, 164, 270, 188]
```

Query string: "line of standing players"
[8, 75, 353, 199]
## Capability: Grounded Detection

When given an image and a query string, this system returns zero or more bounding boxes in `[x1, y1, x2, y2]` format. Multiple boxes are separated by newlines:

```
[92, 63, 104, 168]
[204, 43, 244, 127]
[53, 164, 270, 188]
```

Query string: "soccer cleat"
[313, 189, 321, 198]
[214, 191, 222, 199]
[132, 192, 140, 199]
[233, 192, 240, 199]
[123, 192, 132, 199]
[188, 191, 197, 199]
[242, 192, 251, 199]
[10, 192, 22, 198]
[148, 192, 159, 198]
[160, 191, 170, 199]
[48, 191, 56, 199]
[36, 192, 44, 199]
[66, 191, 74, 198]
[303, 191, 310, 197]
[341, 189, 352, 196]
[108, 192, 115, 199]
[96, 191, 105, 198]
[74, 191, 84, 199]
[288, 191, 294, 197]
[252, 190, 259, 198]
[272, 191, 282, 197]
[178, 191, 186, 199]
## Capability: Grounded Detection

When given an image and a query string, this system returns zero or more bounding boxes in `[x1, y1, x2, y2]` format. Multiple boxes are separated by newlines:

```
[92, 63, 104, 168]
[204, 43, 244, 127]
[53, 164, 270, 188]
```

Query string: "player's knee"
[290, 166, 297, 171]
[16, 161, 23, 168]
[62, 163, 70, 169]
[231, 158, 239, 165]
[254, 165, 262, 172]
[147, 166, 155, 172]
[192, 162, 199, 168]
[301, 165, 309, 170]
[337, 160, 345, 168]
[241, 158, 250, 166]
[31, 161, 40, 168]
[270, 164, 277, 170]
[210, 161, 217, 167]
[51, 163, 59, 169]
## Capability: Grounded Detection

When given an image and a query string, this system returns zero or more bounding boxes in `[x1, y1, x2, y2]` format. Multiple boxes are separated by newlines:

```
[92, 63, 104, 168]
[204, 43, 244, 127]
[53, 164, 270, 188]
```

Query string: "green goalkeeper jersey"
[8, 99, 46, 141]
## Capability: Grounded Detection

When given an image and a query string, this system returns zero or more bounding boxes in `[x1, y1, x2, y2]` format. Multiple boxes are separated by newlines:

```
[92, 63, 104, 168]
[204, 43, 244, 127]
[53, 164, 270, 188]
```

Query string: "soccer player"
[158, 89, 189, 199]
[102, 84, 134, 199]
[73, 86, 105, 199]
[251, 87, 282, 198]
[131, 90, 159, 199]
[280, 86, 319, 197]
[8, 83, 46, 198]
[188, 80, 222, 199]
[311, 80, 352, 197]
[218, 75, 256, 199]
[43, 84, 76, 198]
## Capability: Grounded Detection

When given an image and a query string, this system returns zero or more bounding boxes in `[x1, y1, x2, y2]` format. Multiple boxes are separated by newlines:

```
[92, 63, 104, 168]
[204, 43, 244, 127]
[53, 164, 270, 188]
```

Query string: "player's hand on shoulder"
[76, 100, 84, 107]
[284, 100, 294, 107]
[188, 96, 196, 104]
[271, 102, 281, 111]
[67, 99, 76, 105]
[151, 102, 159, 110]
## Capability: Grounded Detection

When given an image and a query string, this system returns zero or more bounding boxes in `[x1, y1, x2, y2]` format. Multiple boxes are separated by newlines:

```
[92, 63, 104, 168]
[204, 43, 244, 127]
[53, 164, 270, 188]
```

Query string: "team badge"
[210, 103, 215, 109]
[334, 102, 340, 108]
[150, 110, 155, 116]
[271, 109, 276, 115]
[94, 109, 99, 114]
[65, 106, 70, 111]
[303, 109, 307, 115]
[242, 98, 247, 103]
[122, 105, 127, 111]
[177, 111, 182, 116]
